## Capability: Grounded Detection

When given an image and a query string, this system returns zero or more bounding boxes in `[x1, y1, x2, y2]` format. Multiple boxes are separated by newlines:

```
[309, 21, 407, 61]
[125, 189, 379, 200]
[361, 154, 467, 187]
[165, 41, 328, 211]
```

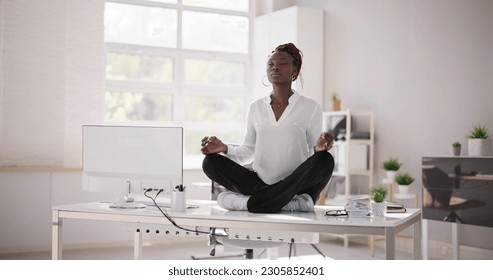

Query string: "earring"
[262, 75, 271, 87]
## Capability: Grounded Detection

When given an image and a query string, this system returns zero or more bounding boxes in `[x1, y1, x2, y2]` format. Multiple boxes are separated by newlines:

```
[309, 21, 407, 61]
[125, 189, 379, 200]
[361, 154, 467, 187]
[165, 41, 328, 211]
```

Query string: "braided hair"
[272, 43, 303, 84]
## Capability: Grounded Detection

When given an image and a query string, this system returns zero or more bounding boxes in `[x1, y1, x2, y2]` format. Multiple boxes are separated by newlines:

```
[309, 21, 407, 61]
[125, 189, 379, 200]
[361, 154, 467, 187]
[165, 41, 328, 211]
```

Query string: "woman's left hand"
[315, 132, 334, 152]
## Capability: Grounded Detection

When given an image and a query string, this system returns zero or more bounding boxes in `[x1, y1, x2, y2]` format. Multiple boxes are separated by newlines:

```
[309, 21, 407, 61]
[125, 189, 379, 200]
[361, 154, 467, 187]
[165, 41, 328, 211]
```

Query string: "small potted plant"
[370, 186, 388, 218]
[452, 141, 461, 156]
[468, 125, 492, 156]
[395, 172, 415, 194]
[332, 92, 341, 111]
[382, 157, 402, 181]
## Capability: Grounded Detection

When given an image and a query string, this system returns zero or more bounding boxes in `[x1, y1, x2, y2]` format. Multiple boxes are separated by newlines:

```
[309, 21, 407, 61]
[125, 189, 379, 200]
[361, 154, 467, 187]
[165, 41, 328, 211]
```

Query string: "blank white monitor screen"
[82, 125, 183, 198]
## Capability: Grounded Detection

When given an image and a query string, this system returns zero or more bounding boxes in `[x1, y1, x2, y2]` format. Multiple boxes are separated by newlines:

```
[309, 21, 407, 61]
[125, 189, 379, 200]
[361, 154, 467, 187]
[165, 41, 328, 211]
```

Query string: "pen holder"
[171, 191, 186, 212]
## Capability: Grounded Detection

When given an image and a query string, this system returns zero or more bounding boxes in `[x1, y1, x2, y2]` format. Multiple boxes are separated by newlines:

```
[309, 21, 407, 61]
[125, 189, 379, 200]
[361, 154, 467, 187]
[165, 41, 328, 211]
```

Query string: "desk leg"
[385, 228, 396, 260]
[422, 219, 428, 260]
[413, 218, 422, 260]
[51, 210, 62, 260]
[134, 229, 143, 260]
[452, 223, 459, 260]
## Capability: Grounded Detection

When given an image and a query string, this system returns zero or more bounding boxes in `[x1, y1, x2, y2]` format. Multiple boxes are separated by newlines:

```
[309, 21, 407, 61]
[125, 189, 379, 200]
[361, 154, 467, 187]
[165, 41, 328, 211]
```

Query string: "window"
[104, 0, 252, 168]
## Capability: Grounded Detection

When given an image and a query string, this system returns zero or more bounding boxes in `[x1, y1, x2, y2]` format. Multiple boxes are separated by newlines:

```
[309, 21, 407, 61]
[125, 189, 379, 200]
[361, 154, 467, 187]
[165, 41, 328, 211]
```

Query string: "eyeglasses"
[325, 209, 348, 216]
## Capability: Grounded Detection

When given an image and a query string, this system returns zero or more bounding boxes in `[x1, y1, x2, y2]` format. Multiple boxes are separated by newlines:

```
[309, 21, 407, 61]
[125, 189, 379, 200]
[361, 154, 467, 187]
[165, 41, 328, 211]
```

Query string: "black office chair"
[422, 166, 485, 223]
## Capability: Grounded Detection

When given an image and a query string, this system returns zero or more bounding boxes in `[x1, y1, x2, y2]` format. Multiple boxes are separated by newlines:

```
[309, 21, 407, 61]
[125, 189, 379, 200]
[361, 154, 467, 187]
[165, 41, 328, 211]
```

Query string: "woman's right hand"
[201, 136, 227, 155]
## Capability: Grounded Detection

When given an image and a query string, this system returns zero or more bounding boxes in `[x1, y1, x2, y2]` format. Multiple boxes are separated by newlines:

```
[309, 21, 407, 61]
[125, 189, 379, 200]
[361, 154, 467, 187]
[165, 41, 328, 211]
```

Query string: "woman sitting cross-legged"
[200, 42, 335, 213]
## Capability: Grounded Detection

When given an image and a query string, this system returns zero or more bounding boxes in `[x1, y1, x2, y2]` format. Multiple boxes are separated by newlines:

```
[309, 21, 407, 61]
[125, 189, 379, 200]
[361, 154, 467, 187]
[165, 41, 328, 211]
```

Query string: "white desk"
[52, 200, 422, 260]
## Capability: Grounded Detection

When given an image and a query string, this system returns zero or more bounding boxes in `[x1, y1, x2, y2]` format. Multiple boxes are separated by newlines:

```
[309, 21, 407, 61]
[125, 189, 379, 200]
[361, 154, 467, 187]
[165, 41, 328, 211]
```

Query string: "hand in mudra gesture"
[201, 136, 227, 155]
[315, 132, 334, 152]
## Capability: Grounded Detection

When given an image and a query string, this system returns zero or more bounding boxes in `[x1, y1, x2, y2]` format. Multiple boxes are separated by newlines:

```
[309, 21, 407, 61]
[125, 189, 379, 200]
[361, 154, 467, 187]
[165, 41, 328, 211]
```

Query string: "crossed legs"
[202, 152, 334, 213]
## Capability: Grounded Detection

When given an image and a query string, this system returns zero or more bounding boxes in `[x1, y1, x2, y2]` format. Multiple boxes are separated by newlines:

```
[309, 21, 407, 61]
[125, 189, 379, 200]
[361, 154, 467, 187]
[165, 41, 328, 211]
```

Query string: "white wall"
[293, 0, 493, 250]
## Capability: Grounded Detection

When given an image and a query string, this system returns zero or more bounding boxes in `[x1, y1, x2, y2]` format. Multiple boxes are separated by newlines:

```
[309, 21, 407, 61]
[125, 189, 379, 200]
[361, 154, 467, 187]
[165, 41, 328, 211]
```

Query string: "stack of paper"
[345, 195, 371, 217]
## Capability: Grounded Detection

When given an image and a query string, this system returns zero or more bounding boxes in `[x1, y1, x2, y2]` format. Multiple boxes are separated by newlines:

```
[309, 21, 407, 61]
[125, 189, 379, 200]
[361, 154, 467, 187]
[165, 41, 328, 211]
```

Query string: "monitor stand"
[110, 194, 146, 209]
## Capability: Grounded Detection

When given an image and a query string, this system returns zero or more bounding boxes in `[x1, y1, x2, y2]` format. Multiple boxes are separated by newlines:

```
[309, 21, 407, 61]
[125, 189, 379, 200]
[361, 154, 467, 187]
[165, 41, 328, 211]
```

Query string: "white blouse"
[226, 90, 322, 185]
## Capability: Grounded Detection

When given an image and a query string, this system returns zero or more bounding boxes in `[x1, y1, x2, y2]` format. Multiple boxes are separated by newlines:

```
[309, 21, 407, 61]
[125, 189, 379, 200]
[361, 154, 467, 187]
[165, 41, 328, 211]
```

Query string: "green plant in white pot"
[468, 125, 492, 156]
[381, 157, 401, 182]
[452, 141, 461, 156]
[370, 186, 388, 218]
[395, 172, 414, 194]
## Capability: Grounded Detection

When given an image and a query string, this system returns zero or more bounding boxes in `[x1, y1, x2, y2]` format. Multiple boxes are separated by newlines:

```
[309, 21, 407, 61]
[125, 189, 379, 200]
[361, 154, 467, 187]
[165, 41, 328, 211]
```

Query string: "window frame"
[104, 0, 254, 169]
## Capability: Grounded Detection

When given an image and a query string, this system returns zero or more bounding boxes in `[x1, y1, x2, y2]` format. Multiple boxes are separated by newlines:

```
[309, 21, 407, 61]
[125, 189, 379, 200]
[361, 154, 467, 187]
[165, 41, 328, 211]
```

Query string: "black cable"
[143, 189, 226, 237]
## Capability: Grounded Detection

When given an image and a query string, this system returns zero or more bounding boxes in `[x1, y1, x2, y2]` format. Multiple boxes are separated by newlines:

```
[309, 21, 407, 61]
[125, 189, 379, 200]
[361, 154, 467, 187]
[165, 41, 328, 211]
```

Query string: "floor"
[0, 235, 413, 260]
[5, 238, 489, 280]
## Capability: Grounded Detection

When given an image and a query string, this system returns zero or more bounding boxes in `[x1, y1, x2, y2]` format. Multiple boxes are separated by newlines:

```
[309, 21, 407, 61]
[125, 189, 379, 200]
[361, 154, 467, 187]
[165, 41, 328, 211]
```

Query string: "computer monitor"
[82, 125, 183, 209]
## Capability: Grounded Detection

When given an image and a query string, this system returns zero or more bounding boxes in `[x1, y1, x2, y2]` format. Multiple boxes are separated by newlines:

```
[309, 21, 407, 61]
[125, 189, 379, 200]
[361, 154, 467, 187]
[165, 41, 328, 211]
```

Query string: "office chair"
[191, 180, 326, 260]
[422, 166, 485, 223]
[191, 227, 289, 260]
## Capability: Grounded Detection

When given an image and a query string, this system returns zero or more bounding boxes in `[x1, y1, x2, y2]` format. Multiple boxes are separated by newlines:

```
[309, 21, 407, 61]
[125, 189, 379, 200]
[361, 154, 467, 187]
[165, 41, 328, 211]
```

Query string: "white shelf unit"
[323, 109, 375, 205]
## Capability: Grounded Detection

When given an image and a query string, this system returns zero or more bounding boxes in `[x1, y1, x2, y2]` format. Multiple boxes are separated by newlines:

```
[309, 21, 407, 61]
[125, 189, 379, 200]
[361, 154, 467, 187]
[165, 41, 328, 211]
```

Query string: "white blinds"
[0, 0, 105, 167]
